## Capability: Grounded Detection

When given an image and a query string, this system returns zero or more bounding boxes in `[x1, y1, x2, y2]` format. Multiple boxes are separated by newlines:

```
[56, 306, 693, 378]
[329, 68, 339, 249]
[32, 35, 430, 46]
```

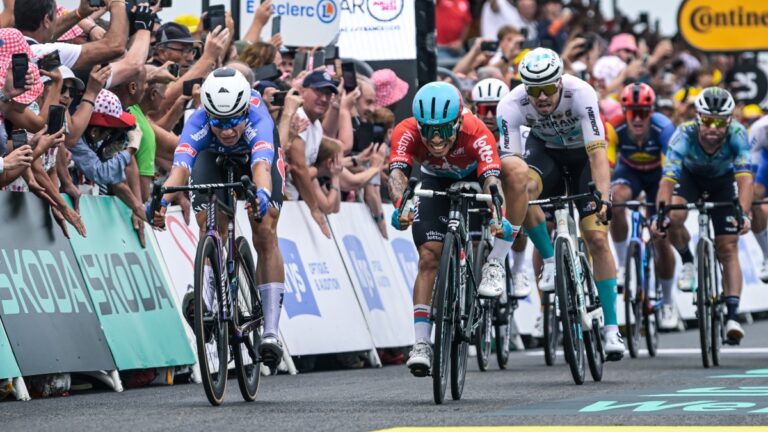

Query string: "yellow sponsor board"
[678, 0, 768, 52]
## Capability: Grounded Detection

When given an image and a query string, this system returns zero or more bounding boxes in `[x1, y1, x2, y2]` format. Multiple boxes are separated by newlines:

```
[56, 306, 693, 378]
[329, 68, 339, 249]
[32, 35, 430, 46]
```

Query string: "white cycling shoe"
[678, 262, 697, 292]
[726, 320, 745, 345]
[616, 266, 626, 289]
[531, 315, 544, 338]
[407, 341, 432, 377]
[660, 304, 681, 331]
[760, 260, 768, 284]
[539, 261, 556, 292]
[604, 330, 625, 361]
[511, 272, 532, 298]
[478, 258, 505, 298]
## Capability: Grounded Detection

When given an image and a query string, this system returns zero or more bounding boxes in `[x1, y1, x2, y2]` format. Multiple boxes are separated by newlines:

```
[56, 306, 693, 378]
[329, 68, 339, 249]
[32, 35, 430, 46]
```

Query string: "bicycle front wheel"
[555, 237, 586, 385]
[450, 259, 471, 401]
[711, 263, 724, 367]
[433, 233, 458, 405]
[581, 254, 604, 382]
[194, 235, 229, 406]
[233, 236, 262, 402]
[696, 240, 713, 368]
[543, 292, 558, 366]
[624, 242, 642, 359]
[644, 245, 660, 357]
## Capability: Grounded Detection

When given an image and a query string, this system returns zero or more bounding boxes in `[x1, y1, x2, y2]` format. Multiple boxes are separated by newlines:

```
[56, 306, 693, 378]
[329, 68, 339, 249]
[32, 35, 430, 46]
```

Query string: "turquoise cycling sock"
[527, 222, 554, 259]
[596, 278, 618, 326]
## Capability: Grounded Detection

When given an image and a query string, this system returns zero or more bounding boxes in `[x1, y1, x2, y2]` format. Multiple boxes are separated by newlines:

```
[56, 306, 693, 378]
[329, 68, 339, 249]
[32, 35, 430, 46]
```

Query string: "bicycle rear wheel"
[581, 254, 603, 382]
[494, 260, 513, 369]
[696, 240, 712, 368]
[194, 235, 229, 406]
[233, 237, 262, 402]
[433, 233, 458, 405]
[473, 240, 492, 372]
[555, 237, 585, 385]
[624, 242, 642, 359]
[543, 292, 558, 366]
[644, 245, 660, 357]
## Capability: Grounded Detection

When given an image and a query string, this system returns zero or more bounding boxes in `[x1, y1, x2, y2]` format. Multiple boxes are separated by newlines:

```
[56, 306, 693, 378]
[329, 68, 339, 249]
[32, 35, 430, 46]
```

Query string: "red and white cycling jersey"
[389, 112, 502, 181]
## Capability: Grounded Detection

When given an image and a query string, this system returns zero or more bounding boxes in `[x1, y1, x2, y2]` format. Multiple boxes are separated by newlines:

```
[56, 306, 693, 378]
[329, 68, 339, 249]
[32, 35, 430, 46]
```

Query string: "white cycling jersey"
[749, 114, 768, 163]
[496, 74, 605, 157]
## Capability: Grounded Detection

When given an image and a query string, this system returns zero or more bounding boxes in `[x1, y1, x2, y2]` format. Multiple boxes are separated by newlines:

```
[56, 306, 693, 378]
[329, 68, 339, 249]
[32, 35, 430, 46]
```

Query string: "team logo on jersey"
[585, 106, 601, 136]
[190, 126, 209, 141]
[250, 96, 261, 107]
[175, 143, 197, 157]
[252, 140, 272, 154]
[450, 146, 465, 157]
[472, 135, 495, 163]
[396, 129, 414, 156]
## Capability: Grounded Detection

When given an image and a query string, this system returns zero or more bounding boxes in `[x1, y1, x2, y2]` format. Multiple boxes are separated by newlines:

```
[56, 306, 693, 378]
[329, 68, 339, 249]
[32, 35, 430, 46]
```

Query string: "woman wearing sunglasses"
[496, 47, 624, 362]
[609, 83, 679, 331]
[388, 81, 520, 378]
[653, 87, 752, 345]
[149, 67, 287, 370]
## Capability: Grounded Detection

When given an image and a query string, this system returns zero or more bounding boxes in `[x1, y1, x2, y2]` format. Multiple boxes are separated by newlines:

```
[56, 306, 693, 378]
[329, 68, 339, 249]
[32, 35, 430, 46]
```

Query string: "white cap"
[40, 65, 85, 90]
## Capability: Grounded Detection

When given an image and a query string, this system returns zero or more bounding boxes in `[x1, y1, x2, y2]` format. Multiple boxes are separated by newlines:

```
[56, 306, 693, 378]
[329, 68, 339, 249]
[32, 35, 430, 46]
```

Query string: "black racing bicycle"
[399, 179, 502, 404]
[150, 155, 265, 406]
[657, 197, 743, 368]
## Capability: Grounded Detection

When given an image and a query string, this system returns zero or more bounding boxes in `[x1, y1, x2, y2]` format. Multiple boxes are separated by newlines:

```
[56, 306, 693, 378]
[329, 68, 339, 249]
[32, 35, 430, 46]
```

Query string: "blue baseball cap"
[302, 71, 339, 93]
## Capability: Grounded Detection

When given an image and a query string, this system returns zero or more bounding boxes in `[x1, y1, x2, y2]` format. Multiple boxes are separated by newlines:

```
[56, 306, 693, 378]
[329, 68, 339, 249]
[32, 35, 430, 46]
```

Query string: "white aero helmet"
[201, 67, 251, 117]
[518, 47, 564, 86]
[471, 78, 510, 103]
[694, 86, 735, 117]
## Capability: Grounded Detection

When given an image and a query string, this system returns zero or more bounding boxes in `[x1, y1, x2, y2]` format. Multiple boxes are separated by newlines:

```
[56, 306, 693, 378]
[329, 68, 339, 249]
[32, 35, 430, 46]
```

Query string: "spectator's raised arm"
[71, 0, 129, 69]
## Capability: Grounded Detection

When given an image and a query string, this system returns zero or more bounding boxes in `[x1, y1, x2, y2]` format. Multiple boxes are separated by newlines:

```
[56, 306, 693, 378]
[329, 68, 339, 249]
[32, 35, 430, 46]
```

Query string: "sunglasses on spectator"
[208, 112, 248, 130]
[476, 103, 498, 116]
[525, 82, 559, 98]
[626, 108, 651, 121]
[161, 45, 197, 56]
[61, 85, 80, 97]
[698, 115, 730, 129]
[419, 120, 460, 140]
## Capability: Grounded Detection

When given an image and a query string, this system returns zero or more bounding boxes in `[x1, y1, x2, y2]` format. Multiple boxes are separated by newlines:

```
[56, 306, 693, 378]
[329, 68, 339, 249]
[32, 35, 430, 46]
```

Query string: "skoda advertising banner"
[0, 319, 20, 379]
[0, 192, 115, 375]
[243, 0, 341, 47]
[678, 0, 768, 52]
[68, 196, 194, 370]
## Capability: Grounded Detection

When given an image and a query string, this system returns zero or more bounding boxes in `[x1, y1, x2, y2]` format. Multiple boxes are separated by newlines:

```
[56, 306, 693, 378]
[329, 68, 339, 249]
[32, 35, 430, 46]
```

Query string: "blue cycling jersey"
[613, 112, 674, 171]
[173, 90, 275, 171]
[662, 120, 751, 182]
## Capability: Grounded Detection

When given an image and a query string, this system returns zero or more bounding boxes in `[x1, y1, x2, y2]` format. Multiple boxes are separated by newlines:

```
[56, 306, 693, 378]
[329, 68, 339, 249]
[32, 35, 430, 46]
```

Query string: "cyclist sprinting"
[609, 83, 679, 330]
[747, 114, 768, 281]
[471, 78, 531, 298]
[497, 48, 624, 360]
[148, 68, 287, 369]
[388, 82, 512, 376]
[652, 87, 752, 344]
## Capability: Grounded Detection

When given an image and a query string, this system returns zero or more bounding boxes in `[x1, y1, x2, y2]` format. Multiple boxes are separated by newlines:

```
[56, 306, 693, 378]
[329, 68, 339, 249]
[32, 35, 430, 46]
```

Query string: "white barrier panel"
[151, 207, 200, 304]
[235, 201, 376, 356]
[328, 203, 414, 348]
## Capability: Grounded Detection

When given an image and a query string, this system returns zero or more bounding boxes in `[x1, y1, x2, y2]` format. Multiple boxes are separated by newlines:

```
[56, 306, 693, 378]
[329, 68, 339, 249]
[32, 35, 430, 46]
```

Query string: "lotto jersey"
[496, 74, 605, 156]
[663, 120, 751, 181]
[389, 112, 502, 182]
[173, 90, 275, 170]
[611, 112, 675, 171]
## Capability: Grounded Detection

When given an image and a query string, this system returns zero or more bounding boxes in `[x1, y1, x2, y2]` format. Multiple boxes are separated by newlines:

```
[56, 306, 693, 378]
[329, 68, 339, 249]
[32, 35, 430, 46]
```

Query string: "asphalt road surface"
[5, 320, 768, 431]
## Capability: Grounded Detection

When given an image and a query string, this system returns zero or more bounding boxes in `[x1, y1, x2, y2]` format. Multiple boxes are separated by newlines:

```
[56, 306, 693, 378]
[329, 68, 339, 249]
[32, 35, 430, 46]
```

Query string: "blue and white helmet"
[201, 67, 251, 117]
[518, 48, 564, 86]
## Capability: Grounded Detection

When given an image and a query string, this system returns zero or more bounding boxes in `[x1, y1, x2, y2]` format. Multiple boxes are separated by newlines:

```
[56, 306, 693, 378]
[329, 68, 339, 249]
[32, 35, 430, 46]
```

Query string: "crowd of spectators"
[0, 0, 406, 247]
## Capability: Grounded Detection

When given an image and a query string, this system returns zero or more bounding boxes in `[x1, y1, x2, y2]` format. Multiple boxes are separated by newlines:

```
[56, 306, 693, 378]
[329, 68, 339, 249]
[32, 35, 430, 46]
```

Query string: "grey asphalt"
[4, 320, 768, 431]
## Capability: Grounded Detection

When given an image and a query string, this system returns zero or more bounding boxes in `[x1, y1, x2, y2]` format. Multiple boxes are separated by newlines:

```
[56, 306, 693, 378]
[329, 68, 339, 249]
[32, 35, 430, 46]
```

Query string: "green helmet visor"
[418, 120, 460, 140]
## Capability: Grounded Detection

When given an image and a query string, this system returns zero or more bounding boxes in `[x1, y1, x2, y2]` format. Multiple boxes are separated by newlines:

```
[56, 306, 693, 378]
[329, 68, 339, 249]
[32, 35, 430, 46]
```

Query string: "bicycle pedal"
[409, 365, 430, 378]
[606, 351, 624, 362]
[724, 337, 741, 346]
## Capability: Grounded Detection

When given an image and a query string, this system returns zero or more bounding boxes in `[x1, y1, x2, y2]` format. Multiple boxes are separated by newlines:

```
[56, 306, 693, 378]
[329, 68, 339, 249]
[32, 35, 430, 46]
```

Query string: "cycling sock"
[259, 283, 285, 339]
[527, 222, 554, 259]
[613, 238, 629, 266]
[725, 296, 740, 322]
[604, 324, 619, 335]
[661, 278, 675, 306]
[755, 228, 768, 259]
[511, 249, 526, 273]
[676, 245, 694, 264]
[414, 304, 432, 343]
[488, 224, 520, 262]
[596, 278, 618, 326]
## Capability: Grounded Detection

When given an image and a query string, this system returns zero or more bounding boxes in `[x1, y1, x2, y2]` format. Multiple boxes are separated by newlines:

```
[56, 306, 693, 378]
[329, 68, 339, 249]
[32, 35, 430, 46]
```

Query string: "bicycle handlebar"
[528, 182, 608, 222]
[611, 200, 655, 210]
[657, 197, 744, 233]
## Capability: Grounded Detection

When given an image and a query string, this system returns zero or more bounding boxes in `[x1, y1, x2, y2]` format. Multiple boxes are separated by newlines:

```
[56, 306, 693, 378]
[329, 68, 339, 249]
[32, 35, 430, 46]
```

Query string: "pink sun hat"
[371, 68, 409, 108]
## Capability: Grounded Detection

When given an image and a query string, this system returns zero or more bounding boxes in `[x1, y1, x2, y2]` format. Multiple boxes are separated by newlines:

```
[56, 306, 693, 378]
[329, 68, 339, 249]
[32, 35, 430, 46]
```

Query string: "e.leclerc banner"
[678, 0, 768, 52]
[0, 192, 115, 375]
[67, 196, 194, 370]
[244, 0, 341, 48]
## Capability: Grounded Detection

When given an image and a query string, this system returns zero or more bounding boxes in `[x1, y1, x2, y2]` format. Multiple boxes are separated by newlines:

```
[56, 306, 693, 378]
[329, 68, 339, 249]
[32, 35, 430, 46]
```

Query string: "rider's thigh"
[610, 183, 633, 204]
[250, 207, 280, 252]
[501, 155, 529, 190]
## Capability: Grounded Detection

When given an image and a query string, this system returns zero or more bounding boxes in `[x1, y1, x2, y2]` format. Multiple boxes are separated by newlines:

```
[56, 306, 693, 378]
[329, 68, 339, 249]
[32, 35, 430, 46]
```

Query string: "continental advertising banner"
[678, 0, 768, 52]
[68, 196, 195, 370]
[0, 192, 115, 375]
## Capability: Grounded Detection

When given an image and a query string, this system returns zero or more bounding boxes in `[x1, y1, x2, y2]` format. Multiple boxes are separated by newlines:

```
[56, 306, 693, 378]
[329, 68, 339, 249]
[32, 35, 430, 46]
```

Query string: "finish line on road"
[376, 427, 768, 431]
